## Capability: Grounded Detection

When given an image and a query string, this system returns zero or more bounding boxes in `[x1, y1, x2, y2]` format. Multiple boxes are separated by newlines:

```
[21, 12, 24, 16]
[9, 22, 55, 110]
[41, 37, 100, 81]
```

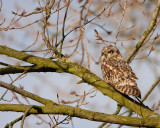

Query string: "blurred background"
[0, 0, 160, 127]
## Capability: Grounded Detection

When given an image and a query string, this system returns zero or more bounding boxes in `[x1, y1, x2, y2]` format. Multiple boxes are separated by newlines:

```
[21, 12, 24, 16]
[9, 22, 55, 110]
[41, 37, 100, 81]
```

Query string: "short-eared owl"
[99, 45, 141, 98]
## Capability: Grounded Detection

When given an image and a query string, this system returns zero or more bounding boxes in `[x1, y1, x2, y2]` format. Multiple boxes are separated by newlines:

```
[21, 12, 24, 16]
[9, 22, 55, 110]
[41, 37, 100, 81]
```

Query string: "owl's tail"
[115, 84, 141, 98]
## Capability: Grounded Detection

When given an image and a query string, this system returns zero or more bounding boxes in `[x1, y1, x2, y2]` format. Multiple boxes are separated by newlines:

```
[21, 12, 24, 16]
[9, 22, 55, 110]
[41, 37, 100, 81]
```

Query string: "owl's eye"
[108, 50, 114, 54]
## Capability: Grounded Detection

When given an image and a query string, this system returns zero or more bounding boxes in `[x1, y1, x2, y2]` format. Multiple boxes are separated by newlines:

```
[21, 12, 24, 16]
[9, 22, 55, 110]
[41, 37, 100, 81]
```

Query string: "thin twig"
[142, 77, 160, 102]
[22, 31, 39, 52]
[0, 81, 56, 105]
[4, 115, 24, 128]
[59, 0, 70, 57]
[39, 0, 59, 55]
[115, 0, 127, 45]
[56, 1, 114, 47]
[21, 105, 35, 128]
[55, 0, 61, 47]
[127, 1, 160, 63]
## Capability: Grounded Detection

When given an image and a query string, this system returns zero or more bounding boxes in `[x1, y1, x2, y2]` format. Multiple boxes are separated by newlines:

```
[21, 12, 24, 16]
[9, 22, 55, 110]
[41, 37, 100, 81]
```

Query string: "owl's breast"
[101, 64, 119, 86]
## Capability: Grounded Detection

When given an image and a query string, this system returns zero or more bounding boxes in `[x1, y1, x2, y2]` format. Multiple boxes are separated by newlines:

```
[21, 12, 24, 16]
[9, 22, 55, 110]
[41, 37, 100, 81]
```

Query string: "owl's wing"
[105, 59, 141, 98]
[118, 60, 138, 80]
[106, 59, 138, 80]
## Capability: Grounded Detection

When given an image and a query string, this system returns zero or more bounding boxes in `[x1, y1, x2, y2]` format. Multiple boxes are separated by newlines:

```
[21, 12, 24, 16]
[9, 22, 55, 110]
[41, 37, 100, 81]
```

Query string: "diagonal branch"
[0, 81, 55, 105]
[127, 1, 160, 63]
[142, 77, 160, 102]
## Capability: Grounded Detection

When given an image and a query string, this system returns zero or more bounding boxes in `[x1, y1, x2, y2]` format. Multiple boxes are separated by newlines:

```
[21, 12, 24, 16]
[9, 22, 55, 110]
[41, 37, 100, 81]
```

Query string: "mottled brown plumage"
[99, 45, 141, 98]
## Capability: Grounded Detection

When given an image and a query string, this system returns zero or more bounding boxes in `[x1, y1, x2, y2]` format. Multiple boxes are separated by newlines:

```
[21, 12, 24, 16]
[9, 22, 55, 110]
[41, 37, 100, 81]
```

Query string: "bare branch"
[127, 1, 160, 63]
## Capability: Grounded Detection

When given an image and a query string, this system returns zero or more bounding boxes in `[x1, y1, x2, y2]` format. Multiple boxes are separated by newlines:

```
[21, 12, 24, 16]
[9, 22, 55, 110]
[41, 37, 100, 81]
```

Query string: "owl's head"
[99, 45, 122, 62]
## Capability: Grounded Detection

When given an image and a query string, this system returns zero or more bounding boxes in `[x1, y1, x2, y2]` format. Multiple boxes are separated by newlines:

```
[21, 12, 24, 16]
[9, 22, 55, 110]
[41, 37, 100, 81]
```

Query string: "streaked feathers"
[100, 45, 141, 98]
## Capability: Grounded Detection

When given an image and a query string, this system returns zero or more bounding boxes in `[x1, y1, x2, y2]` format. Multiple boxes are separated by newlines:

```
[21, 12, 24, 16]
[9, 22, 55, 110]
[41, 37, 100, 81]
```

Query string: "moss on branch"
[0, 104, 159, 127]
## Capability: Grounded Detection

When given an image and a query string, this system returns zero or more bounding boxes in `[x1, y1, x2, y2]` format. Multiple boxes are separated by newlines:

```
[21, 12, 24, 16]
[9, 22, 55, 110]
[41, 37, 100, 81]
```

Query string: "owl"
[99, 45, 141, 98]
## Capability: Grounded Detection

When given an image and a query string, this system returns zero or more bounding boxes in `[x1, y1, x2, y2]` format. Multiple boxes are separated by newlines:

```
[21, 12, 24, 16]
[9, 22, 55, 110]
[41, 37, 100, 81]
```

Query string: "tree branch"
[142, 77, 160, 102]
[0, 81, 55, 105]
[0, 103, 159, 127]
[127, 1, 160, 63]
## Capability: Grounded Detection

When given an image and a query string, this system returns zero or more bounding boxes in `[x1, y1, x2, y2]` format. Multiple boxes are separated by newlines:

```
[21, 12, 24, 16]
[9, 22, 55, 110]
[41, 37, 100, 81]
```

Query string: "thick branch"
[0, 66, 57, 75]
[0, 104, 159, 127]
